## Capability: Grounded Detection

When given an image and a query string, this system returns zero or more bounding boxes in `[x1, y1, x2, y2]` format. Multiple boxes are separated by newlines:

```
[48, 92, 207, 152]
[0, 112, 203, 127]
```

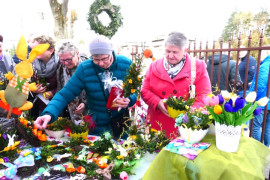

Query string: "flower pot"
[178, 126, 209, 143]
[215, 122, 242, 153]
[70, 130, 89, 139]
[45, 129, 65, 139]
[167, 106, 186, 119]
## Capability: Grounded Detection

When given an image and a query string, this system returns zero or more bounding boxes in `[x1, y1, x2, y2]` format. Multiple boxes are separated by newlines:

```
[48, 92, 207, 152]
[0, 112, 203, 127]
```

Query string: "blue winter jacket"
[41, 52, 137, 135]
[249, 55, 270, 110]
[238, 55, 257, 85]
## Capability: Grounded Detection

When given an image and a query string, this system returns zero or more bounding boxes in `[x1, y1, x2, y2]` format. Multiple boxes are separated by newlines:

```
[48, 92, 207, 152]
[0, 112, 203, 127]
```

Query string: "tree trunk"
[49, 0, 69, 41]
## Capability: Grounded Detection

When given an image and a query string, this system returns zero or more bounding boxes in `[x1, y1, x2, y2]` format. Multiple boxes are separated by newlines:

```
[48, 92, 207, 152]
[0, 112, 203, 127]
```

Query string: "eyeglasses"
[92, 55, 111, 64]
[60, 58, 73, 63]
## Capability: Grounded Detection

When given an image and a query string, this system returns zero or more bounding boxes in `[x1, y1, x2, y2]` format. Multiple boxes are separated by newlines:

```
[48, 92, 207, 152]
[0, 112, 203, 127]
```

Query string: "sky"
[0, 0, 269, 52]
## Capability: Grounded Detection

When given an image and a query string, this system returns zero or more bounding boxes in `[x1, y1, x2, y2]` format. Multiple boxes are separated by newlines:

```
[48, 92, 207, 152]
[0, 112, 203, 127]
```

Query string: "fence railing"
[188, 30, 270, 144]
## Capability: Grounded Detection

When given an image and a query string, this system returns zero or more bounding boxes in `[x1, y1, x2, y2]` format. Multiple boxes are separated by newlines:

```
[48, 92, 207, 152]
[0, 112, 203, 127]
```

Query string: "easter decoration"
[0, 36, 49, 119]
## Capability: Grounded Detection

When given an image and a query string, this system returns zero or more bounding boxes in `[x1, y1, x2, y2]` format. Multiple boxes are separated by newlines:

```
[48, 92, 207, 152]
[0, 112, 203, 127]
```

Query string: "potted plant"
[166, 96, 195, 118]
[45, 117, 69, 139]
[175, 107, 213, 143]
[68, 115, 95, 139]
[206, 90, 269, 152]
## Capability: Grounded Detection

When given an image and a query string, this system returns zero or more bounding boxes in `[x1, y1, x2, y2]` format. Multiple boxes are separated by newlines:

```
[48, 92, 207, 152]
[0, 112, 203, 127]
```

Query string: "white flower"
[135, 154, 141, 159]
[221, 90, 231, 100]
[245, 92, 257, 103]
[257, 97, 269, 106]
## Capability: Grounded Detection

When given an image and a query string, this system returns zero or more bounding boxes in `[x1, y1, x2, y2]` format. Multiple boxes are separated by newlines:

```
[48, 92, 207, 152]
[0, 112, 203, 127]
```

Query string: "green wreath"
[87, 0, 123, 39]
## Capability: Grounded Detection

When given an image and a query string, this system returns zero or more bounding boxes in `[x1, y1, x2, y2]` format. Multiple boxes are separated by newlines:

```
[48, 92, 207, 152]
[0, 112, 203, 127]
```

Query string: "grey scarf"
[164, 55, 186, 79]
[33, 54, 59, 78]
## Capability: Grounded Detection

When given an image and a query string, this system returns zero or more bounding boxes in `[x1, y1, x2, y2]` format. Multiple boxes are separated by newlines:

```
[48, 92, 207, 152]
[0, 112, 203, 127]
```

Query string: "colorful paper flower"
[224, 98, 245, 113]
[245, 91, 257, 103]
[213, 105, 222, 114]
[253, 107, 262, 116]
[120, 171, 128, 180]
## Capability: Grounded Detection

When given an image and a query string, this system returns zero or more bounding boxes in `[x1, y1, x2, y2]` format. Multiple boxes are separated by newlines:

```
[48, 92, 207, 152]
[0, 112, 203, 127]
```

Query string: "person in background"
[56, 41, 87, 122]
[13, 33, 37, 64]
[0, 40, 15, 90]
[0, 35, 3, 43]
[34, 35, 137, 137]
[250, 46, 270, 147]
[207, 45, 242, 94]
[141, 32, 211, 138]
[237, 46, 257, 97]
[29, 35, 59, 119]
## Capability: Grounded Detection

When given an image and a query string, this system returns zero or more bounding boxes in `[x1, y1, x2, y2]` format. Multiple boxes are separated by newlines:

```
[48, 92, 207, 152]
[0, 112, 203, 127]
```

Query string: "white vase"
[178, 126, 209, 144]
[45, 129, 65, 139]
[215, 122, 242, 153]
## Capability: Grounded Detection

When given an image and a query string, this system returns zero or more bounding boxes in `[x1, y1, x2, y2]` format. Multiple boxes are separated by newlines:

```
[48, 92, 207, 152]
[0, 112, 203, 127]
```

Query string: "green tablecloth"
[143, 134, 270, 180]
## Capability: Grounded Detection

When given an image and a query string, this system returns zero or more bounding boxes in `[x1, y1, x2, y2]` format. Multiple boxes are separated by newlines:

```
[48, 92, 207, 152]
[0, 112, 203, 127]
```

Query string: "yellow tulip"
[245, 91, 257, 103]
[214, 105, 222, 114]
[257, 97, 269, 106]
[131, 89, 136, 93]
[128, 79, 132, 84]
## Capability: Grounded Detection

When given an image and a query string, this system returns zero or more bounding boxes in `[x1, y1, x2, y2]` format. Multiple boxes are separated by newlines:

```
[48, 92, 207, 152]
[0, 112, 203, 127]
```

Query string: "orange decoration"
[99, 163, 108, 169]
[38, 134, 47, 141]
[66, 163, 76, 173]
[32, 128, 38, 136]
[76, 166, 86, 174]
[37, 130, 43, 138]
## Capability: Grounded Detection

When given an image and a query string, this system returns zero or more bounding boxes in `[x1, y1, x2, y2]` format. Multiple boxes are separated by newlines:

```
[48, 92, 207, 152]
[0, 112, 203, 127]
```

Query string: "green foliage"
[46, 117, 70, 131]
[87, 0, 123, 38]
[166, 96, 195, 111]
[123, 54, 143, 97]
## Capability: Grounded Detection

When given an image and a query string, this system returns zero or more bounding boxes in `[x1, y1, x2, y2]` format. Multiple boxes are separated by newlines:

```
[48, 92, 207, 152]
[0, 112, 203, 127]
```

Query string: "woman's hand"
[114, 97, 130, 108]
[32, 84, 47, 94]
[34, 115, 51, 129]
[157, 100, 169, 117]
[75, 103, 86, 114]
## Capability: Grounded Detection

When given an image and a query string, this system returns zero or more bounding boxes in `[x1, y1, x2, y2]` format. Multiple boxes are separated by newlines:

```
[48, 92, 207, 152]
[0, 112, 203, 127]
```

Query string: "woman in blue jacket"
[249, 48, 270, 147]
[34, 35, 137, 137]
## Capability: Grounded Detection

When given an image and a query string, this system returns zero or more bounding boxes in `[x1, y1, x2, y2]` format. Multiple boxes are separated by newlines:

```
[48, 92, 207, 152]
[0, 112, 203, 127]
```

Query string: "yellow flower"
[137, 76, 141, 81]
[0, 81, 4, 85]
[0, 134, 1, 138]
[117, 155, 124, 159]
[257, 97, 269, 106]
[123, 83, 126, 87]
[151, 128, 158, 133]
[128, 79, 132, 84]
[214, 105, 222, 114]
[47, 156, 54, 162]
[131, 89, 136, 93]
[245, 91, 257, 103]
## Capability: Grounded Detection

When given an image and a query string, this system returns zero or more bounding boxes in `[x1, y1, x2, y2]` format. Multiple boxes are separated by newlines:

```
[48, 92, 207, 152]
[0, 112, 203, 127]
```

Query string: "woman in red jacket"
[141, 32, 211, 138]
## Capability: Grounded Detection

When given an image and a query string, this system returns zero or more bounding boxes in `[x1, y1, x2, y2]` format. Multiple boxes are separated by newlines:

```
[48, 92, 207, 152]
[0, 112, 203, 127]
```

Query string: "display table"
[143, 134, 270, 180]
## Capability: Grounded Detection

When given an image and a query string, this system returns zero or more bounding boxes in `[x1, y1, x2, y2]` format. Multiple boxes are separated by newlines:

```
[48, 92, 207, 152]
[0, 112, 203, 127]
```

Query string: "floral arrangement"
[206, 91, 269, 126]
[175, 107, 213, 130]
[46, 117, 69, 131]
[123, 54, 143, 98]
[166, 96, 195, 111]
[16, 117, 47, 146]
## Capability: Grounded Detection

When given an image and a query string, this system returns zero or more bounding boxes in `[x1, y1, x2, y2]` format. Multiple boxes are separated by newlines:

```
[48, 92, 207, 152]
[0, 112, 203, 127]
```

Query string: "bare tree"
[49, 0, 69, 40]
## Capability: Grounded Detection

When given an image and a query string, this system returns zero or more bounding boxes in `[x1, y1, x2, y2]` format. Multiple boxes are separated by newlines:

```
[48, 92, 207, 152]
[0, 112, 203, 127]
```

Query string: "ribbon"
[2, 155, 35, 179]
[15, 76, 26, 92]
[181, 124, 190, 143]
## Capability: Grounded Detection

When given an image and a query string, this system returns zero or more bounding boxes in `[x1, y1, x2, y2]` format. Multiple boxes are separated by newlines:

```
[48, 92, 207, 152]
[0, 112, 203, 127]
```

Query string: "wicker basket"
[0, 117, 16, 132]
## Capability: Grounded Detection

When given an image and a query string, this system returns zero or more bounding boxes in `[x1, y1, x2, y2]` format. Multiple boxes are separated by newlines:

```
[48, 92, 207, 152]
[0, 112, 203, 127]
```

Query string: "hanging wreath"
[87, 0, 123, 39]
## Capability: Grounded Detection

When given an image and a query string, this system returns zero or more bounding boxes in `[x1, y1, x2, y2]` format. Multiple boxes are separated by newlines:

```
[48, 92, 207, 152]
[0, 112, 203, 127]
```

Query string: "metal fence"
[188, 30, 270, 144]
